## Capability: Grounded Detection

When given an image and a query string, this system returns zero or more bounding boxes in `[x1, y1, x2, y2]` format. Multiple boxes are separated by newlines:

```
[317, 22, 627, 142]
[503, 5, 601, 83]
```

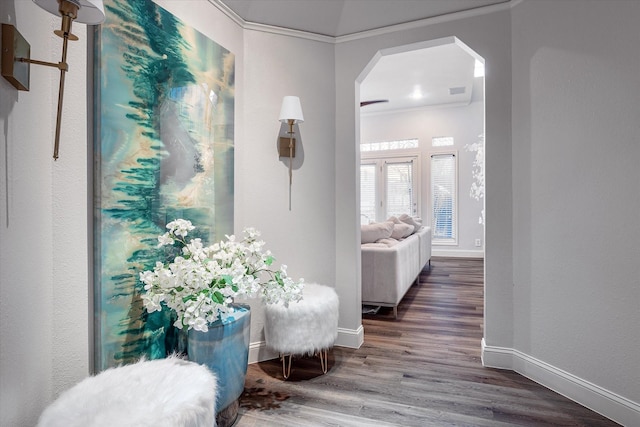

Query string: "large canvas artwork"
[93, 0, 235, 371]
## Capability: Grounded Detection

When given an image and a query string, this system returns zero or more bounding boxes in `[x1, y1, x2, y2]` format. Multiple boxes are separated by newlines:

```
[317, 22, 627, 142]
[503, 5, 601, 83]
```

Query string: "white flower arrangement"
[140, 219, 304, 332]
[466, 133, 485, 225]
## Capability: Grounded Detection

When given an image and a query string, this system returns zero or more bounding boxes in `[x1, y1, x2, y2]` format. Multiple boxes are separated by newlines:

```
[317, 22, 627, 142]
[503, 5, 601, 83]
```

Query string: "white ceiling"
[218, 0, 509, 38]
[218, 0, 501, 111]
[360, 42, 483, 113]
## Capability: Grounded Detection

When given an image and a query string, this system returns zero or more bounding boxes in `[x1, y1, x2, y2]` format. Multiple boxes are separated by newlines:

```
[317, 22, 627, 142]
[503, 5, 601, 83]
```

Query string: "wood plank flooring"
[236, 257, 619, 426]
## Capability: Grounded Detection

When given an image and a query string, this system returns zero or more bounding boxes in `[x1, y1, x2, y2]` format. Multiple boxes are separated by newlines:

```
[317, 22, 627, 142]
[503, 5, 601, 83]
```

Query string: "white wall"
[508, 0, 640, 422]
[0, 2, 88, 426]
[238, 29, 336, 352]
[360, 100, 485, 255]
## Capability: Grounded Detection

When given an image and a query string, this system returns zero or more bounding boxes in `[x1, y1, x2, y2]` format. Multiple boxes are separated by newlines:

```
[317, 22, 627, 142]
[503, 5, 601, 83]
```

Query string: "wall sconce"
[278, 96, 304, 210]
[1, 0, 105, 160]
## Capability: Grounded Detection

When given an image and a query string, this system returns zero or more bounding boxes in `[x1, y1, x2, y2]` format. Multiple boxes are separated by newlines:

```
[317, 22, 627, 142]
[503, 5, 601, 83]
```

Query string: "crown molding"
[208, 0, 516, 44]
[207, 0, 334, 43]
[243, 21, 335, 43]
[336, 1, 515, 43]
[208, 0, 244, 28]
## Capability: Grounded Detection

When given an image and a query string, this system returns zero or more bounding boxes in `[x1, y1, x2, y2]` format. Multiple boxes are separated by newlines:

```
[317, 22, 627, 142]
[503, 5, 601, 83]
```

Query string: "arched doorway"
[356, 36, 486, 321]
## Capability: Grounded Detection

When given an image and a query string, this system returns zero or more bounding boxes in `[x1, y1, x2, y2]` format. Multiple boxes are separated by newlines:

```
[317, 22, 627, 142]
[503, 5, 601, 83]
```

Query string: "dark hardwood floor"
[236, 257, 619, 426]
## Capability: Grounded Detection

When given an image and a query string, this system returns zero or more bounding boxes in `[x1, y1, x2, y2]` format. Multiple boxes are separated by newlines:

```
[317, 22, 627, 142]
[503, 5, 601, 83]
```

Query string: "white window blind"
[385, 160, 415, 218]
[431, 153, 457, 243]
[360, 163, 377, 224]
[360, 157, 419, 223]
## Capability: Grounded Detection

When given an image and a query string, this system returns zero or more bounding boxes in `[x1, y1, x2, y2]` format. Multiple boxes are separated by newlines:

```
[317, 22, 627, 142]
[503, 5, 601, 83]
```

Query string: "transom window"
[432, 136, 454, 147]
[360, 138, 418, 152]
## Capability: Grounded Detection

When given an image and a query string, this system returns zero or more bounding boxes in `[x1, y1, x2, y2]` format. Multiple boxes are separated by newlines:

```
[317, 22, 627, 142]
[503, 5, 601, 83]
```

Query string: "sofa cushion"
[361, 242, 389, 249]
[377, 237, 399, 247]
[361, 221, 394, 244]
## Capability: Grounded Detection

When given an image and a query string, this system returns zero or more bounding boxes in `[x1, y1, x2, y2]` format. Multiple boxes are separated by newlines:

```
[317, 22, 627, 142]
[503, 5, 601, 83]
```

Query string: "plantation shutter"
[431, 153, 457, 243]
[385, 160, 415, 218]
[360, 163, 377, 224]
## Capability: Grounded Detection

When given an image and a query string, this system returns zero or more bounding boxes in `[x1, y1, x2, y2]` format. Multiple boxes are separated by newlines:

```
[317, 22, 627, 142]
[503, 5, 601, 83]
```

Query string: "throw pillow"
[390, 222, 414, 239]
[361, 221, 394, 244]
[387, 216, 402, 224]
[398, 214, 422, 233]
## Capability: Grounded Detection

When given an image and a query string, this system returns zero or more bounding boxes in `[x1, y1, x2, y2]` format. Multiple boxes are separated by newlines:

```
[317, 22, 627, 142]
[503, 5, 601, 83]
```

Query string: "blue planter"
[187, 304, 251, 424]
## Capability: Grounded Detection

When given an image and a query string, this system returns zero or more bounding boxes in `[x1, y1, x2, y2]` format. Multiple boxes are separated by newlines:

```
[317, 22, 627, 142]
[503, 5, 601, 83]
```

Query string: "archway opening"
[356, 36, 486, 326]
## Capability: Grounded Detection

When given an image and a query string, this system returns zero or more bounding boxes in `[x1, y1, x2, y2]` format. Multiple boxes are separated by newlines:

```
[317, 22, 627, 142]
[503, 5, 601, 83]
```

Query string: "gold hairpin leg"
[319, 349, 328, 374]
[281, 353, 292, 379]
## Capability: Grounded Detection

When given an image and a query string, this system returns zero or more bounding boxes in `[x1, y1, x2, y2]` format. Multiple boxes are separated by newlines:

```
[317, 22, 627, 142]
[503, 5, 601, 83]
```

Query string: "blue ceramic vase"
[187, 304, 251, 423]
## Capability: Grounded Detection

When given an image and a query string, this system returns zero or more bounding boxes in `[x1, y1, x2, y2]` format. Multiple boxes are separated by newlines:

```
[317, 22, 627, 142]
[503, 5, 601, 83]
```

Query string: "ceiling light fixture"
[1, 0, 106, 160]
[410, 85, 424, 100]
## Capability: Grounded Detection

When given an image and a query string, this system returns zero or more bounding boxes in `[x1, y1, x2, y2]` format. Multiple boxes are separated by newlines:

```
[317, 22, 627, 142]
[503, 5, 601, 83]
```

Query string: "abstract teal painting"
[93, 0, 234, 371]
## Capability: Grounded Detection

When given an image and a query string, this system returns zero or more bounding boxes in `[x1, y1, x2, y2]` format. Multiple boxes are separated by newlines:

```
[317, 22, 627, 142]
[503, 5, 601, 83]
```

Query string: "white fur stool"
[37, 355, 217, 427]
[264, 283, 339, 379]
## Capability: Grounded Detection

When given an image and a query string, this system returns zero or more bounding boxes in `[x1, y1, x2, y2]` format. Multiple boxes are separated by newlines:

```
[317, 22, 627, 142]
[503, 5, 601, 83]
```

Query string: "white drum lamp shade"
[279, 96, 304, 124]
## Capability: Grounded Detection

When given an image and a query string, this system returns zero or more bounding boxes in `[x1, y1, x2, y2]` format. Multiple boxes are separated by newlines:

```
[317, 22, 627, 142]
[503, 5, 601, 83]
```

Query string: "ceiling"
[218, 0, 510, 38]
[360, 42, 483, 113]
[218, 0, 506, 111]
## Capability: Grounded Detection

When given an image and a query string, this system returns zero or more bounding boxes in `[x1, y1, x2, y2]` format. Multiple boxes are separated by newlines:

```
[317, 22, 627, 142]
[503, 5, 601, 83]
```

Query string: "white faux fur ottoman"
[264, 283, 339, 379]
[37, 355, 217, 427]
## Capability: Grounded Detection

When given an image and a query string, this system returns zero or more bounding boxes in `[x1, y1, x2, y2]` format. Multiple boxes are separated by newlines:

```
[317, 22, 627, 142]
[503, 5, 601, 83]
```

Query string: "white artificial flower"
[157, 232, 174, 247]
[167, 219, 195, 237]
[140, 219, 305, 331]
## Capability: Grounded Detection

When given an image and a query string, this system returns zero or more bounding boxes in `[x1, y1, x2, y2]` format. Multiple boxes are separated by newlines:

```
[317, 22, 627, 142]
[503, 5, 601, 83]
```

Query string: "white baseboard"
[248, 326, 364, 364]
[335, 325, 365, 349]
[248, 340, 278, 364]
[431, 248, 484, 258]
[482, 339, 640, 426]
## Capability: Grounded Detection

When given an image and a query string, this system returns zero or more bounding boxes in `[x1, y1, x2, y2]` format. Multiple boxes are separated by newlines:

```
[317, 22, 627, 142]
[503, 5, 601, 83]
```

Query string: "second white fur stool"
[264, 283, 339, 379]
[37, 355, 217, 427]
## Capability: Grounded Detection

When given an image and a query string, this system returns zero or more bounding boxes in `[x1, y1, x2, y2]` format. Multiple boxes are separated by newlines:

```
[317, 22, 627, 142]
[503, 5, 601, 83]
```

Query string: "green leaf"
[275, 271, 284, 286]
[265, 256, 274, 266]
[212, 291, 225, 304]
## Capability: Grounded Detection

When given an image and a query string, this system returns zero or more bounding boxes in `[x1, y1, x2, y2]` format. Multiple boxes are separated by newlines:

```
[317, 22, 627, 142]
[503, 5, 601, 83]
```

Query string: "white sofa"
[361, 217, 431, 318]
